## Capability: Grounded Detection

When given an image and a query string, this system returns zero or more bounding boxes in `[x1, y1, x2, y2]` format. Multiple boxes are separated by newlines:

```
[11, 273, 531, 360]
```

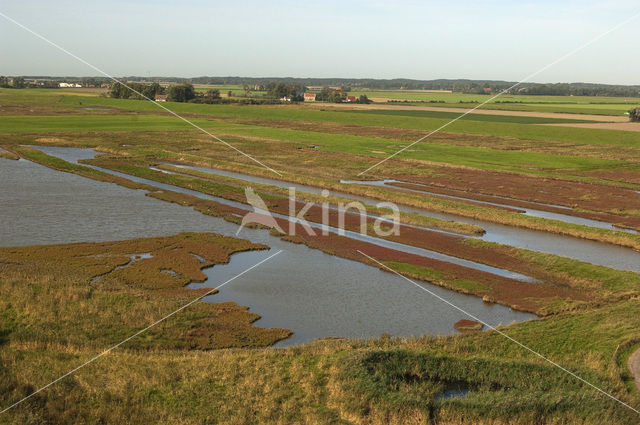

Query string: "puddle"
[435, 383, 471, 400]
[90, 253, 152, 284]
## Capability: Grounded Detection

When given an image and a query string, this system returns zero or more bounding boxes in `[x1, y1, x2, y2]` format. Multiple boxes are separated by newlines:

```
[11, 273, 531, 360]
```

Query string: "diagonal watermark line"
[357, 10, 640, 176]
[0, 11, 282, 177]
[357, 249, 640, 415]
[0, 249, 283, 416]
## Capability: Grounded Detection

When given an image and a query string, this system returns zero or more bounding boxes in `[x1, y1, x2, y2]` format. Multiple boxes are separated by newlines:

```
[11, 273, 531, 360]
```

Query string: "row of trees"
[166, 84, 195, 102]
[108, 81, 165, 100]
[107, 81, 374, 104]
[265, 82, 308, 100]
[0, 77, 26, 88]
[316, 87, 346, 103]
[108, 82, 221, 103]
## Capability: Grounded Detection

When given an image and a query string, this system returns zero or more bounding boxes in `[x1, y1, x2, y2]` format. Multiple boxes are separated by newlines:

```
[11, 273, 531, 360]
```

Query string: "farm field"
[2, 87, 640, 424]
[346, 89, 640, 115]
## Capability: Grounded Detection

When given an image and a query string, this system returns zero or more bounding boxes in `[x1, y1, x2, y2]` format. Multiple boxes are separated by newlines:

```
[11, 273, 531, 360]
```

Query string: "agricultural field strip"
[7, 90, 640, 157]
[358, 250, 640, 416]
[0, 248, 283, 415]
[0, 12, 281, 176]
[315, 102, 635, 120]
[6, 106, 640, 173]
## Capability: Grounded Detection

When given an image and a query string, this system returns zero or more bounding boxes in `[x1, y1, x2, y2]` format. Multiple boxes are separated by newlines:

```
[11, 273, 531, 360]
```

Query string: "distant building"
[59, 82, 81, 88]
[346, 96, 357, 103]
[303, 93, 316, 102]
[154, 94, 168, 102]
[280, 96, 291, 102]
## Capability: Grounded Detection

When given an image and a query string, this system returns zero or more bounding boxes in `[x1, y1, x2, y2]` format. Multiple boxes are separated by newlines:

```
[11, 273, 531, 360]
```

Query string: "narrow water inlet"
[89, 252, 153, 284]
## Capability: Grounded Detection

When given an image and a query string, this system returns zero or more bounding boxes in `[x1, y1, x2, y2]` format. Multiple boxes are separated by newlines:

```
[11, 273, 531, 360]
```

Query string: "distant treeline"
[121, 76, 640, 97]
[8, 75, 640, 97]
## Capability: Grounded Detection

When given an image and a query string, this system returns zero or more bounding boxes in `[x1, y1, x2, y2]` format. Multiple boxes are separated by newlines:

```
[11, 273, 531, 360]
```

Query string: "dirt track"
[628, 347, 640, 392]
[541, 122, 640, 132]
[303, 102, 629, 122]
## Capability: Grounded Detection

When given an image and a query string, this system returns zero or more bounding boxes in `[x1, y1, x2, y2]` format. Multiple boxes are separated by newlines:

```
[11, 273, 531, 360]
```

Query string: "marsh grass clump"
[0, 147, 19, 160]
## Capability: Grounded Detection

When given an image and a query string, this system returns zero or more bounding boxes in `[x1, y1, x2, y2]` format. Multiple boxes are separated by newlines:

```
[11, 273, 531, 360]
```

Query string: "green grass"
[2, 112, 631, 175]
[4, 88, 639, 149]
[346, 89, 640, 115]
[347, 90, 640, 105]
[336, 108, 602, 124]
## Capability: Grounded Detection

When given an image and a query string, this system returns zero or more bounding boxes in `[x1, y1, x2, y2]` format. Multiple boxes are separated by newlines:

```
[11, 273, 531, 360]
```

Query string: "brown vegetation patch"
[387, 167, 640, 222]
[454, 319, 483, 331]
[0, 147, 19, 160]
[387, 181, 640, 230]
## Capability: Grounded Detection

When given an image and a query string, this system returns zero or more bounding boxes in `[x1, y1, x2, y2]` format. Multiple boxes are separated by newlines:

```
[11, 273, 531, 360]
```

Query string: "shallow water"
[192, 248, 533, 346]
[0, 156, 535, 345]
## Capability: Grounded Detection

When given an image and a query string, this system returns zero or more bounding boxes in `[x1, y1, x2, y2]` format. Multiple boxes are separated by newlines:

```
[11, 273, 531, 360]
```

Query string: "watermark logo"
[236, 188, 285, 235]
[237, 187, 400, 237]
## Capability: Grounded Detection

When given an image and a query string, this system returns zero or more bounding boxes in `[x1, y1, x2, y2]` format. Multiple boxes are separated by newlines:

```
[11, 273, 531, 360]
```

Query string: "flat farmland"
[347, 89, 640, 115]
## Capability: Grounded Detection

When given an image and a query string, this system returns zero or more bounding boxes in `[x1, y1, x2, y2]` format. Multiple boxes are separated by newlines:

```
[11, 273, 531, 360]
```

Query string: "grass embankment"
[2, 236, 640, 424]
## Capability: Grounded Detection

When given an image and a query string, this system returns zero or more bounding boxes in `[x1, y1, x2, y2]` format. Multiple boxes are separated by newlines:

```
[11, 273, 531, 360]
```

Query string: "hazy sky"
[1, 0, 638, 84]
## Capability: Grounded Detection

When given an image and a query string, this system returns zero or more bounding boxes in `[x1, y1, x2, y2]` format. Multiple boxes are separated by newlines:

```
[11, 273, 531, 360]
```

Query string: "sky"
[0, 0, 638, 85]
